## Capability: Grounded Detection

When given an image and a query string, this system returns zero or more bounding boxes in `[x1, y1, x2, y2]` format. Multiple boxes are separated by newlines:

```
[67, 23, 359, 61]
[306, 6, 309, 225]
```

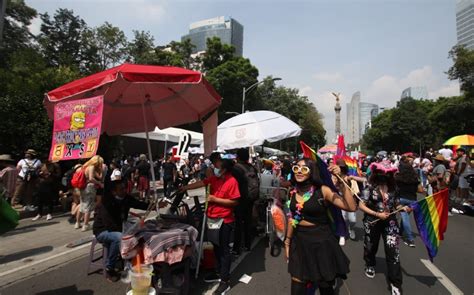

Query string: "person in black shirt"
[359, 161, 411, 295]
[93, 181, 148, 281]
[395, 157, 423, 248]
[134, 154, 150, 200]
[162, 156, 177, 197]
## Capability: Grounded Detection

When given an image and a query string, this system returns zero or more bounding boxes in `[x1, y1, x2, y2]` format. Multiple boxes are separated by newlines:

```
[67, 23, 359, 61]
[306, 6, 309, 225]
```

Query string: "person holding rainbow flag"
[285, 142, 357, 295]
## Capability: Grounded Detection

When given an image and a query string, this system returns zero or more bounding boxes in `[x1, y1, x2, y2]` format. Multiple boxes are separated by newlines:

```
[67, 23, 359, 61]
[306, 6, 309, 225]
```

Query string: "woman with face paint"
[180, 158, 240, 295]
[285, 158, 357, 295]
[359, 161, 410, 295]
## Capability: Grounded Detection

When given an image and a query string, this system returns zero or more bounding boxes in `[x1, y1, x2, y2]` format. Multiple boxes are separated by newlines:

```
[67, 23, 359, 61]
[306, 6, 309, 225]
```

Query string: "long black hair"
[369, 170, 396, 191]
[395, 161, 419, 184]
[290, 158, 323, 189]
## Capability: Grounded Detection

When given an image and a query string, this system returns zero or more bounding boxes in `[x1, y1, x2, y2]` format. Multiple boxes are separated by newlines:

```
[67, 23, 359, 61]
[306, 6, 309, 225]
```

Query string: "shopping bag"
[0, 194, 20, 234]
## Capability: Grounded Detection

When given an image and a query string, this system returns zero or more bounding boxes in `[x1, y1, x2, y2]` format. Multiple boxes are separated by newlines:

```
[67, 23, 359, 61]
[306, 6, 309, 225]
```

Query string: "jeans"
[341, 210, 356, 234]
[96, 231, 122, 269]
[399, 198, 415, 241]
[213, 222, 234, 282]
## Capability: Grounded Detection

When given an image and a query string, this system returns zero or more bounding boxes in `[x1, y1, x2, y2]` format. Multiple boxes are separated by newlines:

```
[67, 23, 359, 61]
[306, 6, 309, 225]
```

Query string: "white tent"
[123, 127, 203, 145]
[217, 111, 301, 150]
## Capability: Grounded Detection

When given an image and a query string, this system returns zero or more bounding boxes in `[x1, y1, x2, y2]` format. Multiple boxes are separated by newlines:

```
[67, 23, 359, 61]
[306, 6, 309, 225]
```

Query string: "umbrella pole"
[141, 101, 160, 218]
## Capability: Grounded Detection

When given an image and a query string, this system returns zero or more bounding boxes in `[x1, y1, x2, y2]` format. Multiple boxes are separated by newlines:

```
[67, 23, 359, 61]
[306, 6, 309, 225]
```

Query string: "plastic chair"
[87, 237, 108, 276]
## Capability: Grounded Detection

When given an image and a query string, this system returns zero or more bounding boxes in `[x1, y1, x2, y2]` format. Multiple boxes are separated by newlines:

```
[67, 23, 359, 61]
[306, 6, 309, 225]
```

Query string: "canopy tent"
[123, 127, 203, 145]
[318, 144, 337, 154]
[253, 146, 290, 157]
[217, 110, 301, 150]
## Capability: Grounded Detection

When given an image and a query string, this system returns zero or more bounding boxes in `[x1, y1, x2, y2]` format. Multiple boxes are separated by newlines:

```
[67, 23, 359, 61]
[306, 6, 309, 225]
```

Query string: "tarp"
[123, 126, 203, 145]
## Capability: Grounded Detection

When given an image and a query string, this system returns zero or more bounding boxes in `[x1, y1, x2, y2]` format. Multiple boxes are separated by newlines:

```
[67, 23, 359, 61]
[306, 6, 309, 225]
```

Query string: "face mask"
[114, 195, 124, 201]
[214, 168, 222, 177]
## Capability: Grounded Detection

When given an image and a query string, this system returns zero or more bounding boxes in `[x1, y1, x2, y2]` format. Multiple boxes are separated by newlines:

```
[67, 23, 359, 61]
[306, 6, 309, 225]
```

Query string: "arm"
[322, 185, 357, 212]
[181, 180, 206, 191]
[348, 175, 367, 183]
[208, 195, 239, 207]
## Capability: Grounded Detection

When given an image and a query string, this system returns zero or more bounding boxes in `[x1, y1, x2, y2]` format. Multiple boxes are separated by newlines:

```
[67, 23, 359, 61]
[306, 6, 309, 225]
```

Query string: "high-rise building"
[181, 16, 244, 56]
[346, 92, 360, 144]
[346, 91, 379, 144]
[456, 0, 474, 50]
[400, 86, 429, 99]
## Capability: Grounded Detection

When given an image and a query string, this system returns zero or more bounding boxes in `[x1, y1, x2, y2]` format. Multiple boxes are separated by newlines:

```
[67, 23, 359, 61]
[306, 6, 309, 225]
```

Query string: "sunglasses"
[292, 165, 311, 175]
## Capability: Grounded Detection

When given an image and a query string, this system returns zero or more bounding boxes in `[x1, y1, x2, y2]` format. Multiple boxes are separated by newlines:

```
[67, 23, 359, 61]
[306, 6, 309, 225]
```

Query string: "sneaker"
[81, 224, 90, 232]
[74, 222, 81, 229]
[349, 229, 356, 240]
[339, 236, 345, 246]
[390, 283, 401, 295]
[32, 214, 41, 221]
[204, 272, 220, 283]
[448, 211, 453, 217]
[46, 214, 52, 221]
[365, 266, 375, 278]
[25, 205, 37, 212]
[404, 240, 415, 248]
[105, 268, 119, 283]
[213, 281, 230, 295]
[451, 208, 464, 214]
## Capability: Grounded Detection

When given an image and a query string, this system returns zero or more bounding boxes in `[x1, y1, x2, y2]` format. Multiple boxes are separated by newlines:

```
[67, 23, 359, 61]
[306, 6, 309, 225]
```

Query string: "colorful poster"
[49, 96, 104, 161]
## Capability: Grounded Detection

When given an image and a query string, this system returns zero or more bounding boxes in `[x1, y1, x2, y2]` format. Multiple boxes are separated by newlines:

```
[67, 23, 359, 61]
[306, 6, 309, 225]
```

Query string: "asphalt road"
[1, 212, 473, 295]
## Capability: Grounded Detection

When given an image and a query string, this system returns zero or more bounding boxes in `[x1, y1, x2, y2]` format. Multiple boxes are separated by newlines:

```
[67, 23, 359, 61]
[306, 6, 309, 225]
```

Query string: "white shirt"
[17, 158, 42, 179]
[110, 168, 121, 181]
[438, 148, 453, 161]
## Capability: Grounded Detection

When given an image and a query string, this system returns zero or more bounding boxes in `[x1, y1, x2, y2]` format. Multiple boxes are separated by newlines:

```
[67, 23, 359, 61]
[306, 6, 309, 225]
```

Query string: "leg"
[363, 216, 382, 267]
[243, 199, 254, 249]
[232, 204, 243, 253]
[399, 198, 414, 242]
[36, 193, 44, 216]
[96, 231, 123, 269]
[218, 222, 234, 282]
[290, 277, 306, 295]
[319, 280, 336, 295]
[12, 179, 25, 206]
[382, 219, 402, 288]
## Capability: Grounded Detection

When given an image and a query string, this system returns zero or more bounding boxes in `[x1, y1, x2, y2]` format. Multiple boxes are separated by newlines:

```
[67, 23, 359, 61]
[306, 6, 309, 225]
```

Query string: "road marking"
[203, 236, 263, 295]
[0, 242, 91, 278]
[420, 259, 463, 295]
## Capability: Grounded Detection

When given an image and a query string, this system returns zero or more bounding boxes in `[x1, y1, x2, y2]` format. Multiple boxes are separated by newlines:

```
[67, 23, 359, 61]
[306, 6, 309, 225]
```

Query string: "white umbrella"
[217, 111, 301, 150]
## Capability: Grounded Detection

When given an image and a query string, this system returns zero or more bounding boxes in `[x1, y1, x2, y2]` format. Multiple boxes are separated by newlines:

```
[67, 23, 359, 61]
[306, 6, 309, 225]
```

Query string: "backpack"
[236, 163, 260, 201]
[24, 159, 39, 182]
[71, 168, 87, 189]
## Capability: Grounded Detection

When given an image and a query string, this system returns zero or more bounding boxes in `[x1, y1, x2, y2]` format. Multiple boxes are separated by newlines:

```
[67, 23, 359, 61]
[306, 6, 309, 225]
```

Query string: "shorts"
[80, 183, 96, 213]
[458, 175, 469, 189]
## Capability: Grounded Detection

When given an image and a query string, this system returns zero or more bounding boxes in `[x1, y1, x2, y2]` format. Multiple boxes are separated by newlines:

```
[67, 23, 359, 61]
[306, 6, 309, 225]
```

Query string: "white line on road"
[0, 242, 92, 278]
[420, 259, 464, 295]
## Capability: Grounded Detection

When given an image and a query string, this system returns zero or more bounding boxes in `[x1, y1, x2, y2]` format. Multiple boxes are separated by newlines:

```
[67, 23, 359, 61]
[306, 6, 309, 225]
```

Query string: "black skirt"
[288, 224, 350, 288]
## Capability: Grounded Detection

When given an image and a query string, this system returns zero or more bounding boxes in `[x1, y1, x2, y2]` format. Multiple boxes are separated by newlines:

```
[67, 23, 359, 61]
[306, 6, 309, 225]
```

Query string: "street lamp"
[242, 77, 282, 113]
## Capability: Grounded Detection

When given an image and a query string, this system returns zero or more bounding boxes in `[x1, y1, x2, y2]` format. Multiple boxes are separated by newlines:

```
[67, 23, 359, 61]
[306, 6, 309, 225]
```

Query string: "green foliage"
[126, 30, 155, 63]
[201, 37, 235, 72]
[91, 22, 128, 70]
[447, 46, 474, 96]
[362, 96, 474, 152]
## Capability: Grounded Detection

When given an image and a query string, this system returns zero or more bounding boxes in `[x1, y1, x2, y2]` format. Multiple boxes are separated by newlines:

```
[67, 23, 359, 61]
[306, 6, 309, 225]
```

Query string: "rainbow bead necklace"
[286, 186, 314, 228]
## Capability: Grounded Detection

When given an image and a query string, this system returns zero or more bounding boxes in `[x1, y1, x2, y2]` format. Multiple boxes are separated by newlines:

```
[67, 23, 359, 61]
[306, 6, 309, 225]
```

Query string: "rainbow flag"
[299, 141, 348, 237]
[342, 156, 359, 176]
[410, 189, 449, 261]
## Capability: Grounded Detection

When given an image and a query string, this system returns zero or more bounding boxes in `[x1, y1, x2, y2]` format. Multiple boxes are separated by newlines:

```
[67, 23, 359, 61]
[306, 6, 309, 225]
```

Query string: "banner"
[203, 110, 218, 156]
[49, 96, 104, 161]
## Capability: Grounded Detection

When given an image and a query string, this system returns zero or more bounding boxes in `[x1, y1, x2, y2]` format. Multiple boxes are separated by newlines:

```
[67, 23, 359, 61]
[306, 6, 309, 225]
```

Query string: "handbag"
[206, 217, 224, 246]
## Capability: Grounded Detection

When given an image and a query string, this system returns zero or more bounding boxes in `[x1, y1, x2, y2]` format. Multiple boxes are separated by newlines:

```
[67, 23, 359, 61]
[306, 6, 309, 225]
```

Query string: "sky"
[26, 0, 460, 142]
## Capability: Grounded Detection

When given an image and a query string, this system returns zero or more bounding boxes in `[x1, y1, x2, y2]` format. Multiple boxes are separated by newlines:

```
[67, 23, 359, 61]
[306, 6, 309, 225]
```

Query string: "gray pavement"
[1, 200, 473, 294]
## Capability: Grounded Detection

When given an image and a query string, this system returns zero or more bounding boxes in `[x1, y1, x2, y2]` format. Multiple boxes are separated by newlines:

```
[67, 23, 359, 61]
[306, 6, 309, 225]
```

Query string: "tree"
[38, 9, 89, 72]
[92, 22, 127, 70]
[127, 30, 155, 63]
[447, 46, 474, 96]
[200, 37, 235, 72]
[0, 0, 37, 65]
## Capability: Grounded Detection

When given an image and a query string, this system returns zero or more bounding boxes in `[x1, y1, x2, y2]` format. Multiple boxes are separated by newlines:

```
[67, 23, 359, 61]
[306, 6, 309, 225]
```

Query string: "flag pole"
[368, 189, 447, 225]
[334, 174, 365, 203]
[195, 185, 209, 279]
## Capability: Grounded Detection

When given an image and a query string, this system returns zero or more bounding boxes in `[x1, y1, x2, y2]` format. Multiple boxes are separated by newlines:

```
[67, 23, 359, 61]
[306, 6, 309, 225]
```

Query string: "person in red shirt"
[180, 158, 240, 295]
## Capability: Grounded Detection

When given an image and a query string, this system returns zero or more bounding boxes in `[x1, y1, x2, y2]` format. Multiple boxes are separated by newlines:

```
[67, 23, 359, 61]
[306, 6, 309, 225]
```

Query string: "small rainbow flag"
[341, 156, 359, 176]
[410, 189, 449, 261]
[299, 141, 348, 237]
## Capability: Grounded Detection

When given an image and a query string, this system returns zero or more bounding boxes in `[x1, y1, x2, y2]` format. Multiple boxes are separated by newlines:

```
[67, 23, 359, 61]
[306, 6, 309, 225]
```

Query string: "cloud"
[429, 82, 460, 98]
[313, 72, 344, 83]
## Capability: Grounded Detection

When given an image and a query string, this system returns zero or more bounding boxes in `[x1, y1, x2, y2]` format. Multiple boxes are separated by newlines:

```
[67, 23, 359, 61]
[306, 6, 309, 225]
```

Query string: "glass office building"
[346, 91, 379, 144]
[181, 16, 244, 56]
[457, 0, 474, 50]
[400, 86, 429, 99]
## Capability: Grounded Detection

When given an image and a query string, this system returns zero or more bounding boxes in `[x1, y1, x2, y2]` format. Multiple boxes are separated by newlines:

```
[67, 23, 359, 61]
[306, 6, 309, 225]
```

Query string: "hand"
[328, 165, 341, 176]
[377, 212, 390, 220]
[403, 206, 413, 213]
[207, 195, 217, 203]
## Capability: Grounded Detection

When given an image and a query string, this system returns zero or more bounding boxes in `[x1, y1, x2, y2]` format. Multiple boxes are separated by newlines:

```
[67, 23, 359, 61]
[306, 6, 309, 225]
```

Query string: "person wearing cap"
[430, 154, 449, 193]
[12, 149, 42, 210]
[359, 161, 410, 295]
[0, 154, 18, 201]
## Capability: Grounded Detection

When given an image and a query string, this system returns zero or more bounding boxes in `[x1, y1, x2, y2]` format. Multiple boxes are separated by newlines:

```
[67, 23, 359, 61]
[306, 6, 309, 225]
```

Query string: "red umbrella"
[44, 63, 221, 206]
[44, 63, 221, 135]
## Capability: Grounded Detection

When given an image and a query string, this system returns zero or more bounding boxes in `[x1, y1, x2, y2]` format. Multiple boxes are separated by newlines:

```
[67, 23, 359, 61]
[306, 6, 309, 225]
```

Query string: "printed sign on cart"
[49, 96, 104, 161]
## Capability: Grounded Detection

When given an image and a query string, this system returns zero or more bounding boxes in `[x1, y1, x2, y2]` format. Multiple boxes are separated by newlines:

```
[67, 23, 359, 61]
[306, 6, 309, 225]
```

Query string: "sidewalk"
[0, 186, 205, 289]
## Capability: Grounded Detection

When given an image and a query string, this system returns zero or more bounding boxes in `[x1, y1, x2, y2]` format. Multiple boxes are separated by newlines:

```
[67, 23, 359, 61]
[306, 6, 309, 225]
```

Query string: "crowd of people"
[0, 145, 472, 295]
